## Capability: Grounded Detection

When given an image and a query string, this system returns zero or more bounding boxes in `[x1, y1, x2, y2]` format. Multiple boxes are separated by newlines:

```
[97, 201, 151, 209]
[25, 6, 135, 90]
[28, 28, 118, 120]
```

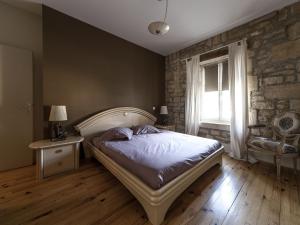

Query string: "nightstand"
[29, 136, 84, 180]
[155, 124, 176, 131]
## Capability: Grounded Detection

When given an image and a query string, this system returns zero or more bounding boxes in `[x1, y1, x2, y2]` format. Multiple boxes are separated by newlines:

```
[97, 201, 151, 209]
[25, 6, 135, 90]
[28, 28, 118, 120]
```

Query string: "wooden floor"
[0, 155, 299, 225]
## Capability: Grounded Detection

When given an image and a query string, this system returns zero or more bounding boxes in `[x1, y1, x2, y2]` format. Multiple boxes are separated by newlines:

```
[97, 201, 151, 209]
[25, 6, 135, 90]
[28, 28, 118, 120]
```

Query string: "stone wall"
[199, 127, 230, 144]
[165, 2, 300, 144]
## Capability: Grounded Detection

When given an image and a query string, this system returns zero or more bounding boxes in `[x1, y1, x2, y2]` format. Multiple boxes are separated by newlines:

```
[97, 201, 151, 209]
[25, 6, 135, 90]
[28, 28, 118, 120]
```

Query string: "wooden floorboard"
[0, 155, 299, 225]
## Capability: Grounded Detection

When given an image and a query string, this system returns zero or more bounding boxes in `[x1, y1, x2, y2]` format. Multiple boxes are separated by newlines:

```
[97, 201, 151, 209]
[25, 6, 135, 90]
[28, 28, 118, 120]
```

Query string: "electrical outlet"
[152, 106, 156, 111]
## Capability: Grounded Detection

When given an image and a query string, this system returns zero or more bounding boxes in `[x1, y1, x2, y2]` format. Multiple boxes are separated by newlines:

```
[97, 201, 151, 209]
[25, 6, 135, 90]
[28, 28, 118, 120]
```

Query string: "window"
[201, 57, 230, 123]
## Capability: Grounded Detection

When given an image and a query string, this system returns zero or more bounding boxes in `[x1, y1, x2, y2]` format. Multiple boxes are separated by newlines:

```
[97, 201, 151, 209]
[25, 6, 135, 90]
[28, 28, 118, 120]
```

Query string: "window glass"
[202, 91, 219, 121]
[220, 90, 230, 121]
[201, 59, 230, 123]
[222, 61, 229, 91]
[204, 64, 218, 92]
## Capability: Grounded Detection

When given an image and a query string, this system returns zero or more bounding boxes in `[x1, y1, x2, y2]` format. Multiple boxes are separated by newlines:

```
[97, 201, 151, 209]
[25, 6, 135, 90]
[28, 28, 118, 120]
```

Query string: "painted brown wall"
[43, 6, 165, 135]
[0, 2, 43, 140]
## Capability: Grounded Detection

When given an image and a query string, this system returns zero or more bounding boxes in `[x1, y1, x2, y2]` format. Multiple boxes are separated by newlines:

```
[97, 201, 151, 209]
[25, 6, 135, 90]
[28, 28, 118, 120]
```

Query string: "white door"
[0, 44, 33, 171]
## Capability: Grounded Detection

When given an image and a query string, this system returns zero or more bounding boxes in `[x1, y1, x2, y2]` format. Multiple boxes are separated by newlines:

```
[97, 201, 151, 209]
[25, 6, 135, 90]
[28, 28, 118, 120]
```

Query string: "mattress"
[92, 131, 222, 190]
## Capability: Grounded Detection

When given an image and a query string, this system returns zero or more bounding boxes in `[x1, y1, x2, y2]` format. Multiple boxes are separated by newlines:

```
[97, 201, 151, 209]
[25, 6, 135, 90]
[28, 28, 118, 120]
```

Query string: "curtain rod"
[181, 38, 246, 62]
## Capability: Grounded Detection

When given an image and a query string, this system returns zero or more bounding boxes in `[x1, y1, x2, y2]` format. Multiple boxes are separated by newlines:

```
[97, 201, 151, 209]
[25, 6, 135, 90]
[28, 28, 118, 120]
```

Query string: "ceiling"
[43, 0, 297, 56]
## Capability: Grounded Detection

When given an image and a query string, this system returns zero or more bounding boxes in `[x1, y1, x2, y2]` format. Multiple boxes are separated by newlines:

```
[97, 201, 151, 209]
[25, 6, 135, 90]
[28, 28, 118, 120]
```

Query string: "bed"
[75, 107, 224, 225]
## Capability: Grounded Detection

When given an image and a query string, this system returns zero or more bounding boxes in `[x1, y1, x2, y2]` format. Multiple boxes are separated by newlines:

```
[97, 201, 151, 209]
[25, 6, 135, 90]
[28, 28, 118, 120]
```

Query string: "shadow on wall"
[0, 0, 42, 16]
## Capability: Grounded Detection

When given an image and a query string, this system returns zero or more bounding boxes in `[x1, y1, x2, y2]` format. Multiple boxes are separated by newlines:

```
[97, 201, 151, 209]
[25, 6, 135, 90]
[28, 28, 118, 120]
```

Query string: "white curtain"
[185, 56, 202, 135]
[229, 40, 248, 159]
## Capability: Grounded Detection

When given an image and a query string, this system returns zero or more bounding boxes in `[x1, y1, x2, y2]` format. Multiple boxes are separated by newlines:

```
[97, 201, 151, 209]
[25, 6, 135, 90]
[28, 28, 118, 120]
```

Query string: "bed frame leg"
[147, 207, 166, 225]
[145, 205, 168, 225]
[139, 199, 173, 225]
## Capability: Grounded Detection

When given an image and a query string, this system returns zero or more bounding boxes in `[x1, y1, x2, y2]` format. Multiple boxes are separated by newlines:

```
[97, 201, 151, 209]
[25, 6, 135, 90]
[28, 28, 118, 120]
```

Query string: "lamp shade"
[148, 21, 170, 35]
[160, 106, 168, 115]
[49, 105, 67, 122]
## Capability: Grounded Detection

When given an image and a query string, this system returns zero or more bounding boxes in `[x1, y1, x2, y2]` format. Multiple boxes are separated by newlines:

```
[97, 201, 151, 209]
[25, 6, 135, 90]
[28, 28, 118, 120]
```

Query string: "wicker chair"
[246, 112, 300, 177]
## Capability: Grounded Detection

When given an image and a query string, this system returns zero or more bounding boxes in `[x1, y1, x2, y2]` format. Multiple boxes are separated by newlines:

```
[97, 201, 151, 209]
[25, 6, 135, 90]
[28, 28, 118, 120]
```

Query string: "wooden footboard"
[88, 142, 224, 225]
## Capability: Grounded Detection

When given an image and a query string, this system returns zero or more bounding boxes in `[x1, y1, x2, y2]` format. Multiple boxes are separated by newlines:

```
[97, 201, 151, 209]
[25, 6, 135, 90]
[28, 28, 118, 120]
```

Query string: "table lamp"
[160, 105, 169, 125]
[49, 105, 67, 141]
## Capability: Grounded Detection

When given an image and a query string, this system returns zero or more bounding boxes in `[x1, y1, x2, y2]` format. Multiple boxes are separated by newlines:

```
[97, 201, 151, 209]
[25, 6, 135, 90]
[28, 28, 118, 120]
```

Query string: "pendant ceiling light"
[148, 0, 170, 35]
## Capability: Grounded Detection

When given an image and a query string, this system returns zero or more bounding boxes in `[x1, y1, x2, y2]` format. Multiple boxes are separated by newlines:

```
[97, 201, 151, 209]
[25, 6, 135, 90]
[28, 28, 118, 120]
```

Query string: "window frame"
[200, 55, 230, 125]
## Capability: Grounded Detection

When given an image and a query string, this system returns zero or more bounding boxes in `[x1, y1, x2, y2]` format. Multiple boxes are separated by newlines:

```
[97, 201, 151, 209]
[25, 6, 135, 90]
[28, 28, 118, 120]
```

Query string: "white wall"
[0, 1, 43, 140]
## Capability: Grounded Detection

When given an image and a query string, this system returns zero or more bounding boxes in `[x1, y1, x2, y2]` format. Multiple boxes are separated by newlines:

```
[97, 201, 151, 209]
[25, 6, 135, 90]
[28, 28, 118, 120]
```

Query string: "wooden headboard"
[75, 107, 157, 137]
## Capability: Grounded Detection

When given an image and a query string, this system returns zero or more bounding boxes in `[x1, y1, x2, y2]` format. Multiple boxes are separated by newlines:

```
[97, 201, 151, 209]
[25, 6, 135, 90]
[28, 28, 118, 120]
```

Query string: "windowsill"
[199, 121, 230, 131]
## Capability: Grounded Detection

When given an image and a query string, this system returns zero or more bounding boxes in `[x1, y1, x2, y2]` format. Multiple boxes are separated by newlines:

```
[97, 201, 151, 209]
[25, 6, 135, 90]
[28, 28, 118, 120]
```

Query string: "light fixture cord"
[163, 0, 168, 22]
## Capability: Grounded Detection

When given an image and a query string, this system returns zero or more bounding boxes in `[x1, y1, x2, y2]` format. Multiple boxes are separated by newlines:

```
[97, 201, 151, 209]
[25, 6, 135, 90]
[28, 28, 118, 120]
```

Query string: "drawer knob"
[57, 161, 63, 166]
[55, 149, 63, 154]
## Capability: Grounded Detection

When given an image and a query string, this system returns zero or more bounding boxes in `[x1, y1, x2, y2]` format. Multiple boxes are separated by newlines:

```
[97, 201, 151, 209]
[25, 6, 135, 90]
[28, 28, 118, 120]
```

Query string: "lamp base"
[50, 136, 66, 142]
[160, 115, 169, 126]
[50, 122, 66, 142]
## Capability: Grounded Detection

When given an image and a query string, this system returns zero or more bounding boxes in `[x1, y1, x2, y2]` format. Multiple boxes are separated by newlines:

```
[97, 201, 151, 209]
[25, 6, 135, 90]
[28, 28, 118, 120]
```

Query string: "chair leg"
[275, 156, 281, 178]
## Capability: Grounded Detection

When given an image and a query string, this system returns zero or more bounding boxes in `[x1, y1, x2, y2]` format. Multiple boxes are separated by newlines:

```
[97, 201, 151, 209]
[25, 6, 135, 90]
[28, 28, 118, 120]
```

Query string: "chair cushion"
[248, 137, 298, 154]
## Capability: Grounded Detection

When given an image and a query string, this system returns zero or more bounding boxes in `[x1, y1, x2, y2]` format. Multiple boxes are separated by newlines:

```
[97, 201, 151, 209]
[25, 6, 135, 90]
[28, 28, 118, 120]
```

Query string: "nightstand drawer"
[43, 145, 75, 177]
